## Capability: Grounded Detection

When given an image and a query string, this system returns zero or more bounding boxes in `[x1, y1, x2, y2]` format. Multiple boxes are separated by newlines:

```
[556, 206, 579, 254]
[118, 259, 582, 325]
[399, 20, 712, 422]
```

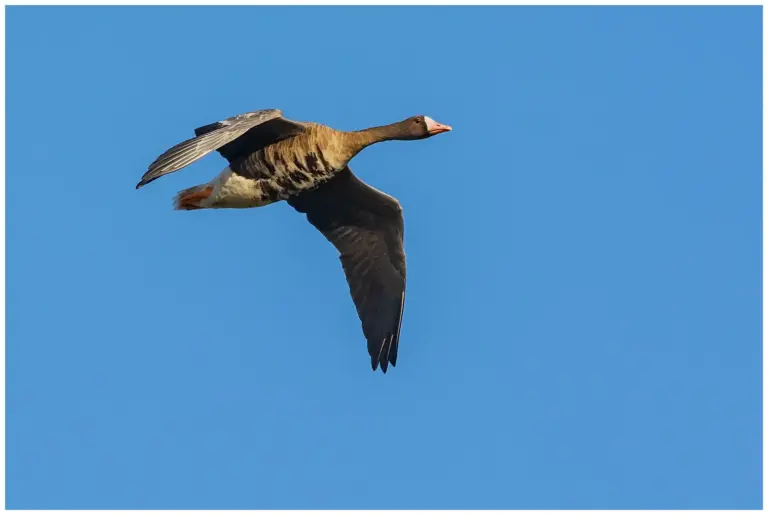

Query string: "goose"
[136, 108, 452, 373]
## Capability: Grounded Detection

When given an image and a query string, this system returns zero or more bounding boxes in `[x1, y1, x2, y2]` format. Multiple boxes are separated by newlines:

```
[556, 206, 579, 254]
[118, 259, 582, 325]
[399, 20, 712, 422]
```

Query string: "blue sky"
[6, 5, 762, 509]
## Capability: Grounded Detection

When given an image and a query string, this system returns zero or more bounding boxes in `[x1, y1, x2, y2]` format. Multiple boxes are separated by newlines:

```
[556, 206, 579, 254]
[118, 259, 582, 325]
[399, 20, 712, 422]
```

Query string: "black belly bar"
[231, 147, 336, 205]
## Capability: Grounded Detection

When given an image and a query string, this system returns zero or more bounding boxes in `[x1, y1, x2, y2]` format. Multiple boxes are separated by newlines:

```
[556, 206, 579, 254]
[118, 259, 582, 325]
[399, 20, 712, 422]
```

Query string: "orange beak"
[426, 118, 452, 135]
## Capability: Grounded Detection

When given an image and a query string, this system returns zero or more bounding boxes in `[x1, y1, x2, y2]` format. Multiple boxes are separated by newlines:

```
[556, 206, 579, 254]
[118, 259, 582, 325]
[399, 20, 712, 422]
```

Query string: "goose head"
[394, 115, 453, 140]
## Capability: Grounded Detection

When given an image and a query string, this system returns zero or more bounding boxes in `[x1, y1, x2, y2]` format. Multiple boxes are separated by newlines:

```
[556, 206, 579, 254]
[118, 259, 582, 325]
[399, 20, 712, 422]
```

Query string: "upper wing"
[287, 167, 406, 373]
[194, 116, 307, 164]
[136, 109, 306, 188]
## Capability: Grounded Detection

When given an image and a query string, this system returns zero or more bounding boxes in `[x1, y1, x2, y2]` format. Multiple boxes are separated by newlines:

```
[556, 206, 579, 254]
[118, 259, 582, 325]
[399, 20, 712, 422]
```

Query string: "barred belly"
[209, 138, 343, 208]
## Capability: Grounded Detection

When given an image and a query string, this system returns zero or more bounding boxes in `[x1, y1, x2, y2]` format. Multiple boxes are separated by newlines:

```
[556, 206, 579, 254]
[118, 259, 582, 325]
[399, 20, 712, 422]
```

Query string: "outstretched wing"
[287, 167, 406, 373]
[137, 109, 306, 188]
[194, 115, 307, 164]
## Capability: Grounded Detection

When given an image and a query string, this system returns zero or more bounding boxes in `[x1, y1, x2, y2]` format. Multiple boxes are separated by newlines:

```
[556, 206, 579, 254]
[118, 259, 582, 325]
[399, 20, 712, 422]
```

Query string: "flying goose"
[137, 108, 452, 373]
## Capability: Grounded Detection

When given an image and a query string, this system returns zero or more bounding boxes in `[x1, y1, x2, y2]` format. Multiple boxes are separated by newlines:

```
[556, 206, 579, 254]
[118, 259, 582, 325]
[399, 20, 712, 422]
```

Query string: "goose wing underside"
[288, 167, 406, 373]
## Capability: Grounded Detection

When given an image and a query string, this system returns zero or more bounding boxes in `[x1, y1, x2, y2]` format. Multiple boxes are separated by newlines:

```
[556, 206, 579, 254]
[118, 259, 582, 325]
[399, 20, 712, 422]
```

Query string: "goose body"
[196, 123, 353, 209]
[137, 108, 451, 373]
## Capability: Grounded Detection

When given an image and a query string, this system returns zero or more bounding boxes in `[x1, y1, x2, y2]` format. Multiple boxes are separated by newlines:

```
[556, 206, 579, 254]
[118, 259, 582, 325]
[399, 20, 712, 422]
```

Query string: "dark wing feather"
[137, 108, 305, 188]
[287, 167, 406, 373]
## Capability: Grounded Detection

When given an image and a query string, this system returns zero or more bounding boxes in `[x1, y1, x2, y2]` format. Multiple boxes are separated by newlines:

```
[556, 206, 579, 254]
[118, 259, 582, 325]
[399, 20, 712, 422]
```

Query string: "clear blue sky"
[6, 5, 761, 510]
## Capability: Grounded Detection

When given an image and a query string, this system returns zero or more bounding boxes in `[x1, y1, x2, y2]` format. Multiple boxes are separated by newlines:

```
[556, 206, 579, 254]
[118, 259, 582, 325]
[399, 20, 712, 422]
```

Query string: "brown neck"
[343, 123, 405, 156]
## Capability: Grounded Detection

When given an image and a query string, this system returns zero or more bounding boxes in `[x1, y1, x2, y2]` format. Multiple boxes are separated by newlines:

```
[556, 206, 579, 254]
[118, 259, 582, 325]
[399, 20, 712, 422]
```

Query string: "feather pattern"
[136, 109, 284, 188]
[220, 123, 358, 205]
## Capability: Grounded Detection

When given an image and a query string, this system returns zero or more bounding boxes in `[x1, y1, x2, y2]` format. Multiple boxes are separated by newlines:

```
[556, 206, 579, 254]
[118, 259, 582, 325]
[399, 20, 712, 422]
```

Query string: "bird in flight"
[137, 108, 452, 373]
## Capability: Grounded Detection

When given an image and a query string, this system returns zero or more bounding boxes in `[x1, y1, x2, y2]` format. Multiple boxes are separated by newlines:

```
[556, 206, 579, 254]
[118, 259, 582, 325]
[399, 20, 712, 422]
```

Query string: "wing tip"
[370, 335, 398, 374]
[371, 360, 391, 374]
[372, 359, 396, 374]
[136, 173, 156, 189]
